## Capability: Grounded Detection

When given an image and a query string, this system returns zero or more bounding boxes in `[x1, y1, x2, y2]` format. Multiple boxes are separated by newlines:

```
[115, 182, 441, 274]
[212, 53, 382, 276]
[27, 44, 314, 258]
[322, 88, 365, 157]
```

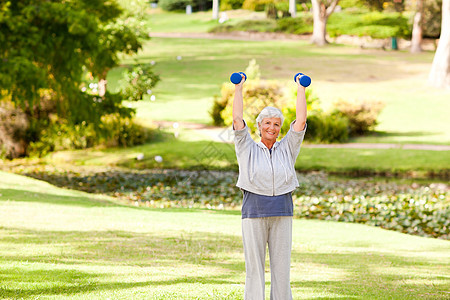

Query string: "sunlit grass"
[0, 171, 449, 299]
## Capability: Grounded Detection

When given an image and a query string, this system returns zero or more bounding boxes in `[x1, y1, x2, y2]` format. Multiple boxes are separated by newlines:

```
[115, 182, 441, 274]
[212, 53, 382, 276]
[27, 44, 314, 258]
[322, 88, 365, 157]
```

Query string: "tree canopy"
[0, 0, 145, 126]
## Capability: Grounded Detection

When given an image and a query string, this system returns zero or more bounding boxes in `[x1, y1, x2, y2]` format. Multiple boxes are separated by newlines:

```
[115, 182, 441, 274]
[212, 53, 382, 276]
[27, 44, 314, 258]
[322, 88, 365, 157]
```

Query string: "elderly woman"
[232, 74, 307, 300]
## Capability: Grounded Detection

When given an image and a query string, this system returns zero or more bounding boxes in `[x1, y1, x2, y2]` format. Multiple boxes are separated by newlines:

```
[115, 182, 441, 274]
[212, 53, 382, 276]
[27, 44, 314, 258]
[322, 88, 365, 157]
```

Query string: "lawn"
[0, 171, 449, 299]
[110, 35, 450, 145]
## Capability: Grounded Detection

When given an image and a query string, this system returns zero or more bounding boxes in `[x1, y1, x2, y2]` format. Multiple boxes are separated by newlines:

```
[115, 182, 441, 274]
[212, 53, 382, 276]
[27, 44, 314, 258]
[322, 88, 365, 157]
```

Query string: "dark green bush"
[304, 112, 349, 143]
[159, 0, 212, 11]
[333, 98, 384, 136]
[275, 16, 313, 34]
[121, 64, 160, 101]
[220, 0, 244, 10]
[159, 0, 192, 11]
[328, 11, 412, 38]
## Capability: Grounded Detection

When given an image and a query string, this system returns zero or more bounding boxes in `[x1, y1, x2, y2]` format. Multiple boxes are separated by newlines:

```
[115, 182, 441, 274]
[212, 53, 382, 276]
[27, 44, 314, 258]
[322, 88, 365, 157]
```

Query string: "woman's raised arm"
[232, 75, 245, 130]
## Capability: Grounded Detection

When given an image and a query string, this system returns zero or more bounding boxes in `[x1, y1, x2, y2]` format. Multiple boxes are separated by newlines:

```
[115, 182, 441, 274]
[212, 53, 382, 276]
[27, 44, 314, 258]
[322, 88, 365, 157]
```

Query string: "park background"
[0, 0, 449, 299]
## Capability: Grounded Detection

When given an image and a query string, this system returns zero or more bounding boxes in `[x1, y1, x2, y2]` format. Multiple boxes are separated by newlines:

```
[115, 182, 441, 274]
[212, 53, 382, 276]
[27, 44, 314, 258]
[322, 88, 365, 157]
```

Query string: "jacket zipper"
[269, 148, 275, 196]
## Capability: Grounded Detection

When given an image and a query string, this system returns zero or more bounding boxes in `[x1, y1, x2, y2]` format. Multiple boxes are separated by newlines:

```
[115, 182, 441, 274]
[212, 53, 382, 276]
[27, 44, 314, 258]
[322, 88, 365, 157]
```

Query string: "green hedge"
[210, 11, 411, 39]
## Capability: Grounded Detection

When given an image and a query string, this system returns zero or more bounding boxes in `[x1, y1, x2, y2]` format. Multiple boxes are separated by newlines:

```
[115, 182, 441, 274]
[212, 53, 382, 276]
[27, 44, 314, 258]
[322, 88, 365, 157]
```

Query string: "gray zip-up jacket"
[234, 120, 307, 196]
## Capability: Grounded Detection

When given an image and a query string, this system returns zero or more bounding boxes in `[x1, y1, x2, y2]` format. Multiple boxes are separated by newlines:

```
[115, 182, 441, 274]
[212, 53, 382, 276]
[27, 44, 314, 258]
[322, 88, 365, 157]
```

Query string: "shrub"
[242, 0, 273, 11]
[159, 0, 192, 11]
[121, 64, 160, 101]
[209, 19, 277, 33]
[328, 11, 412, 39]
[302, 112, 349, 143]
[333, 98, 384, 135]
[275, 16, 314, 34]
[27, 114, 154, 157]
[220, 0, 245, 10]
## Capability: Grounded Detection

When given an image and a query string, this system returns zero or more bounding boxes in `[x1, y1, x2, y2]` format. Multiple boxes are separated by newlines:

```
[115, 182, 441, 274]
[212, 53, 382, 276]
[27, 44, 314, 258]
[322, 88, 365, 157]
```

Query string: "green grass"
[110, 35, 450, 144]
[1, 171, 449, 299]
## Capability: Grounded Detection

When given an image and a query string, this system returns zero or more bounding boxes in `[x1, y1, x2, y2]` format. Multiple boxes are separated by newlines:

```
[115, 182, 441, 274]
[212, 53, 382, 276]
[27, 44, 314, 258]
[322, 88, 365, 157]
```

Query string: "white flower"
[154, 155, 163, 163]
[150, 95, 156, 101]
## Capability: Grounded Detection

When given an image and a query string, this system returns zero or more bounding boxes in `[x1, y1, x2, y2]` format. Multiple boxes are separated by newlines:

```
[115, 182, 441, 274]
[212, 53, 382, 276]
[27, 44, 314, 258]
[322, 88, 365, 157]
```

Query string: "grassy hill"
[1, 170, 449, 299]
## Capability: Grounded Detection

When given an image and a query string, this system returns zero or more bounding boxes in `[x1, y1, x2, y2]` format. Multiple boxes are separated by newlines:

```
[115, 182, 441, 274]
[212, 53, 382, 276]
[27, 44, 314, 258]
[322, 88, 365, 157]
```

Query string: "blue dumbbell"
[294, 73, 311, 87]
[230, 72, 247, 84]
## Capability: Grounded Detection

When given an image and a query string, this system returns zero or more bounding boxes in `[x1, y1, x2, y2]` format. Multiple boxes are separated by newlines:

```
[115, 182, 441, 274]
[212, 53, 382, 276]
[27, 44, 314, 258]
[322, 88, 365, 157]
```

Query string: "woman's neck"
[261, 138, 276, 150]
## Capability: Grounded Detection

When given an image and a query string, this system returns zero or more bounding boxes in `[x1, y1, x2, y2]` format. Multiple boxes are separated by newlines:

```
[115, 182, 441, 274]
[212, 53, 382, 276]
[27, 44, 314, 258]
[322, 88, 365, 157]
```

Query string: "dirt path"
[154, 121, 450, 151]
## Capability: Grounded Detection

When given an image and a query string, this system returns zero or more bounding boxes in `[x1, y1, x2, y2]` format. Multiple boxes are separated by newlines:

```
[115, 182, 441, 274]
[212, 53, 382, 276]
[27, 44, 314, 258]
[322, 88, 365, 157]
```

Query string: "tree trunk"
[212, 0, 219, 20]
[289, 0, 296, 18]
[310, 0, 340, 46]
[311, 1, 328, 45]
[411, 0, 424, 53]
[428, 0, 450, 89]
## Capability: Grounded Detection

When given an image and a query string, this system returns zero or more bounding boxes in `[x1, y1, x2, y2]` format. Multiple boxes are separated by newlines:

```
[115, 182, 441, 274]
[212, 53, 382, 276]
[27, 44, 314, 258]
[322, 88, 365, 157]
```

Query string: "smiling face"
[258, 117, 282, 143]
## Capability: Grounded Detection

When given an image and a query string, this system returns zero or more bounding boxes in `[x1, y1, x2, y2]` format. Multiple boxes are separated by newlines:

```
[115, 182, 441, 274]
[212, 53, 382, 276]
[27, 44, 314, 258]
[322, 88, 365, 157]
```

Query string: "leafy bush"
[220, 0, 245, 10]
[333, 98, 384, 135]
[303, 112, 349, 143]
[15, 167, 450, 240]
[159, 0, 192, 11]
[26, 112, 155, 157]
[328, 11, 412, 38]
[210, 11, 411, 39]
[242, 0, 273, 11]
[159, 0, 212, 11]
[121, 64, 160, 101]
[274, 16, 313, 34]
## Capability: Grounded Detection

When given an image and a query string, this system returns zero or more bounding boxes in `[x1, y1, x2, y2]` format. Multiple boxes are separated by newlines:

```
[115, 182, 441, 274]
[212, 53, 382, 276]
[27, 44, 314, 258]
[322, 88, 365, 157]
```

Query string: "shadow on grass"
[1, 227, 450, 299]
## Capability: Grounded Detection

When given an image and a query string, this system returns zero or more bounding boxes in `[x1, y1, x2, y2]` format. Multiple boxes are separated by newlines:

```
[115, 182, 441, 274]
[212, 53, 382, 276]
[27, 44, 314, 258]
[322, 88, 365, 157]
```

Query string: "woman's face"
[259, 117, 282, 141]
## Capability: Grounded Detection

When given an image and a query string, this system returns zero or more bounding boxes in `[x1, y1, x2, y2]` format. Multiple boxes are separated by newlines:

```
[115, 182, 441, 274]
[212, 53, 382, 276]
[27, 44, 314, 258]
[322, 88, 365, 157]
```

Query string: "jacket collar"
[257, 141, 280, 150]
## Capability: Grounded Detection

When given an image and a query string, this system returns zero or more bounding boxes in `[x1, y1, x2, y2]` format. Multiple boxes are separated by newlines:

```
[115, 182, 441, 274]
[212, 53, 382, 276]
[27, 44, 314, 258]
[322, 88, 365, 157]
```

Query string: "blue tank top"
[241, 190, 293, 219]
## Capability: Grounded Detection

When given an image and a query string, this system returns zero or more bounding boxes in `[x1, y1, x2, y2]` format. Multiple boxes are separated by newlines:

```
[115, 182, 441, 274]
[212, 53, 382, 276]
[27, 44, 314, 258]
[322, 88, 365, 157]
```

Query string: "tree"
[428, 0, 450, 89]
[289, 0, 297, 17]
[310, 0, 340, 45]
[212, 0, 219, 19]
[0, 0, 146, 126]
[0, 0, 156, 157]
[411, 0, 424, 53]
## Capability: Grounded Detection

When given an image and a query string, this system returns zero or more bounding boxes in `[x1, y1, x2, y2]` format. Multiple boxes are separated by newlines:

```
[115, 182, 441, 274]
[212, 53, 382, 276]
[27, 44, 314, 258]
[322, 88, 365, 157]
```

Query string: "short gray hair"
[256, 106, 284, 125]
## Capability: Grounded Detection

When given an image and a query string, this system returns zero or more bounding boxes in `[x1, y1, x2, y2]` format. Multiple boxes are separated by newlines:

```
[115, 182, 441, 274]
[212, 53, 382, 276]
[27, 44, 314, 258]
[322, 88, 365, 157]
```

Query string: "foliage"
[159, 0, 193, 11]
[159, 0, 212, 11]
[333, 98, 385, 135]
[220, 0, 245, 10]
[244, 59, 261, 80]
[422, 0, 442, 38]
[209, 11, 411, 39]
[274, 16, 314, 34]
[327, 11, 412, 38]
[13, 167, 449, 240]
[303, 112, 349, 143]
[0, 0, 154, 157]
[27, 113, 154, 157]
[242, 0, 274, 11]
[121, 64, 161, 101]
